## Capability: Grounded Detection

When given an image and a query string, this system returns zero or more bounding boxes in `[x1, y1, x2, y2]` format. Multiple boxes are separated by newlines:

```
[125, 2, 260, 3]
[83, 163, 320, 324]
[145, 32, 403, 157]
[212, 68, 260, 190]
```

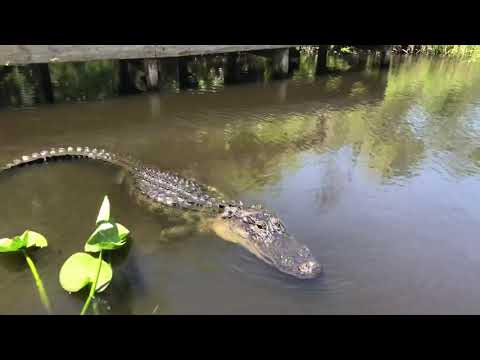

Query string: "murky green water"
[1, 53, 480, 314]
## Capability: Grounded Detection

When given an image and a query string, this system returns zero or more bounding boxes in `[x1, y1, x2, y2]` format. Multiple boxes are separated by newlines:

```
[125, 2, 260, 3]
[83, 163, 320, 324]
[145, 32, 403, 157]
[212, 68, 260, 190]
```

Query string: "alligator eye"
[256, 222, 266, 229]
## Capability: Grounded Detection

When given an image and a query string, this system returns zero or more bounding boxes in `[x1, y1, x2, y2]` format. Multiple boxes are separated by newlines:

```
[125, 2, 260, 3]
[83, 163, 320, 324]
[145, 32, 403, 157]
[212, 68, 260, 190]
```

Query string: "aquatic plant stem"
[22, 250, 52, 314]
[80, 250, 103, 315]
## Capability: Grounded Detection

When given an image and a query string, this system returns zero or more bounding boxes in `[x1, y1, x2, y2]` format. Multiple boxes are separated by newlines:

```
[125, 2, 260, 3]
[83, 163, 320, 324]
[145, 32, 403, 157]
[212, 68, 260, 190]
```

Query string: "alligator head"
[211, 205, 322, 279]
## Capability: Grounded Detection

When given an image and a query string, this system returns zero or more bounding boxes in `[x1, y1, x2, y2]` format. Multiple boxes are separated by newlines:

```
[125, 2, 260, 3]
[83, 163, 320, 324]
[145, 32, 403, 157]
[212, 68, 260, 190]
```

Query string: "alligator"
[0, 146, 322, 279]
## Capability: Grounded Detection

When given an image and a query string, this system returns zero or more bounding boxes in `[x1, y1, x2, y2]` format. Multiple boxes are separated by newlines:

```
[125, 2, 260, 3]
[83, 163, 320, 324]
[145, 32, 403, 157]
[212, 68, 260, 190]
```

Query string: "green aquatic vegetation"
[339, 46, 355, 54]
[0, 196, 130, 315]
[292, 52, 317, 80]
[0, 230, 51, 313]
[49, 60, 115, 101]
[59, 252, 112, 293]
[59, 195, 130, 315]
[415, 46, 480, 62]
[85, 222, 129, 252]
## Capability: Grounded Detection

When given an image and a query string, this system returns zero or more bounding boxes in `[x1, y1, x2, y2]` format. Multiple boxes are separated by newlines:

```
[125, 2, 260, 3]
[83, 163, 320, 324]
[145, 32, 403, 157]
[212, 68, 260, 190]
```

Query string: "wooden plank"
[0, 45, 297, 66]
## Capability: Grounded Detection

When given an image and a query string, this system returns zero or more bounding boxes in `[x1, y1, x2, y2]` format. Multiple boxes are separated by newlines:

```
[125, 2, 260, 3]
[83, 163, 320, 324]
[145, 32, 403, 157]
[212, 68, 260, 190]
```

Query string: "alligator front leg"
[157, 224, 197, 242]
[115, 168, 128, 185]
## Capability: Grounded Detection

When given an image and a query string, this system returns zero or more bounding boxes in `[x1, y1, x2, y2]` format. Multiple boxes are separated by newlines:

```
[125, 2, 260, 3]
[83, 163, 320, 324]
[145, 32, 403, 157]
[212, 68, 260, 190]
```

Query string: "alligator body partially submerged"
[0, 146, 322, 279]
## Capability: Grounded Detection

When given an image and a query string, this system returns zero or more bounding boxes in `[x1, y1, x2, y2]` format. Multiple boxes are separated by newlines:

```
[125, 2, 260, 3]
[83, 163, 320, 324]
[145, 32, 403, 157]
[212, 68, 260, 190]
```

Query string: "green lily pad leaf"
[0, 238, 16, 252]
[0, 230, 48, 253]
[59, 252, 112, 293]
[84, 240, 126, 253]
[23, 230, 48, 248]
[116, 223, 130, 240]
[0, 238, 13, 247]
[84, 222, 127, 252]
[0, 235, 27, 252]
[96, 196, 111, 225]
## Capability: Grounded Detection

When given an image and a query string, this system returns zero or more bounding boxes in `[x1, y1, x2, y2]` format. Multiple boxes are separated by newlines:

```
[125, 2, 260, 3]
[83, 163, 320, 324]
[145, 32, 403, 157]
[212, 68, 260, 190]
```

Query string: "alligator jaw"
[209, 209, 322, 279]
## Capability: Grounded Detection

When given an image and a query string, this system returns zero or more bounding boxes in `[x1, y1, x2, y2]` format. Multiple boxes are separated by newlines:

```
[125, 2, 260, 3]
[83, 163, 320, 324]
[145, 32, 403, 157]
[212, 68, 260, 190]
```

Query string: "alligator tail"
[0, 146, 140, 173]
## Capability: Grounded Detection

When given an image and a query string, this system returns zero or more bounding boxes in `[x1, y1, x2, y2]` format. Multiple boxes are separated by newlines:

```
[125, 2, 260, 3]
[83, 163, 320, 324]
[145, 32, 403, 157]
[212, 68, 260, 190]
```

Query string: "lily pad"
[24, 230, 48, 248]
[84, 222, 129, 252]
[0, 236, 25, 252]
[0, 230, 48, 253]
[96, 196, 111, 225]
[59, 252, 112, 293]
[116, 223, 130, 240]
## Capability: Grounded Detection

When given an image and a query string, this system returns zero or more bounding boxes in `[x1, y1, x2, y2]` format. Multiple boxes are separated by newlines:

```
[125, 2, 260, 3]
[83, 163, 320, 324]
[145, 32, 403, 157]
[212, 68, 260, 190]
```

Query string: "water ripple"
[227, 252, 352, 295]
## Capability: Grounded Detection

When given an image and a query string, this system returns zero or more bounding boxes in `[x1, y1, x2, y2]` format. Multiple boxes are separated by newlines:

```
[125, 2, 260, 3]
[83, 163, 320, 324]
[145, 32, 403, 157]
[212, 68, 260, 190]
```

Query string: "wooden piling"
[144, 59, 160, 91]
[288, 47, 300, 73]
[272, 48, 289, 79]
[178, 56, 198, 89]
[379, 47, 391, 68]
[30, 63, 54, 103]
[118, 59, 146, 94]
[224, 53, 239, 84]
[118, 60, 134, 95]
[316, 46, 328, 74]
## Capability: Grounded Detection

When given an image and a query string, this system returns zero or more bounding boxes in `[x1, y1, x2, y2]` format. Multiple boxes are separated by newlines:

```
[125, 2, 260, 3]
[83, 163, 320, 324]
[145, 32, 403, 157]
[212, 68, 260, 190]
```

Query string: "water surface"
[1, 54, 480, 314]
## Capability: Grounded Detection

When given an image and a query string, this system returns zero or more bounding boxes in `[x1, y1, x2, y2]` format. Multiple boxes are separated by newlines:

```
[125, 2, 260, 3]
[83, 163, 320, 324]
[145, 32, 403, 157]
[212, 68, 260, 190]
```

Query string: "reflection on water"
[50, 60, 115, 102]
[0, 66, 37, 108]
[0, 52, 282, 106]
[1, 53, 480, 313]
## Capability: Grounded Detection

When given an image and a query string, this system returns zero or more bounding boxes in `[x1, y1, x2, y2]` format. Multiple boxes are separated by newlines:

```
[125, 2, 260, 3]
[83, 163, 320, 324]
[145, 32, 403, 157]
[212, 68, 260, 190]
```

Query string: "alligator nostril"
[298, 261, 321, 276]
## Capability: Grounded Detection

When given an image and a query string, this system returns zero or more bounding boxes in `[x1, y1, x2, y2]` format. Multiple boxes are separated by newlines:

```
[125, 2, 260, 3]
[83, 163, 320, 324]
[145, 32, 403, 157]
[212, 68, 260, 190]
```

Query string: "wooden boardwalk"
[0, 45, 391, 103]
[0, 45, 296, 65]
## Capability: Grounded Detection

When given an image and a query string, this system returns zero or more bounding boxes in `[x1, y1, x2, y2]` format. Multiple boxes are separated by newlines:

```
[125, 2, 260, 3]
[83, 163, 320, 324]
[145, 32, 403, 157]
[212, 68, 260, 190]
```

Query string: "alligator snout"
[297, 260, 322, 279]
